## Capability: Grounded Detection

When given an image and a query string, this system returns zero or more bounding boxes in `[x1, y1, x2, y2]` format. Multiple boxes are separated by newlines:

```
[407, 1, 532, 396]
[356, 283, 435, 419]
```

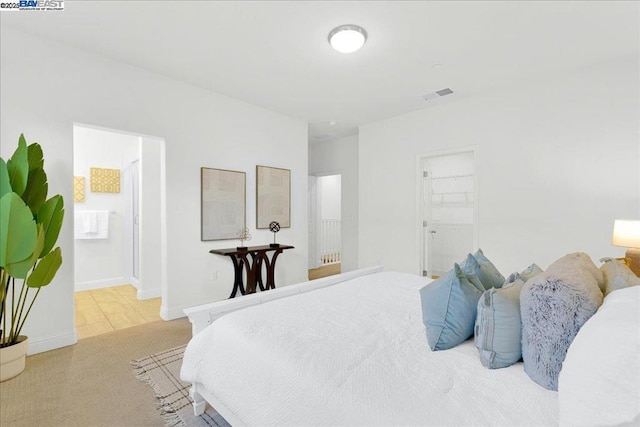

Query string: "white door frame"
[73, 122, 167, 308]
[308, 176, 318, 269]
[415, 145, 479, 277]
[123, 156, 141, 290]
[309, 170, 342, 269]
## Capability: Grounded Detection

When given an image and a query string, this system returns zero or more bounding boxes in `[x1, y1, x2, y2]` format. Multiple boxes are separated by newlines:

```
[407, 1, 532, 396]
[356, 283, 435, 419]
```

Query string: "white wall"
[73, 125, 139, 291]
[0, 27, 308, 353]
[138, 136, 163, 300]
[359, 56, 639, 276]
[309, 135, 359, 272]
[119, 132, 164, 300]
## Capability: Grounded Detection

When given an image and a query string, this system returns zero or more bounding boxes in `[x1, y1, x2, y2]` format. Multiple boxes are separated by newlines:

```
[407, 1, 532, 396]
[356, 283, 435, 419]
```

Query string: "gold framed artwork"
[256, 165, 291, 229]
[201, 167, 246, 241]
[90, 167, 120, 193]
[74, 176, 85, 202]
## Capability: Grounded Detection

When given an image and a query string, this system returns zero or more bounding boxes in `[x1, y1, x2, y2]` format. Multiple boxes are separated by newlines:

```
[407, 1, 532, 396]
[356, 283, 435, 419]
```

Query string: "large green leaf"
[6, 224, 43, 279]
[0, 192, 38, 268]
[0, 158, 11, 199]
[22, 167, 48, 216]
[37, 195, 64, 258]
[26, 247, 62, 288]
[6, 135, 29, 196]
[27, 143, 44, 172]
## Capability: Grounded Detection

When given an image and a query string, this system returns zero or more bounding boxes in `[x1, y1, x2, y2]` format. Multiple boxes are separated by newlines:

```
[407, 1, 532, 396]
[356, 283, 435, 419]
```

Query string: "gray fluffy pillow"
[520, 253, 603, 390]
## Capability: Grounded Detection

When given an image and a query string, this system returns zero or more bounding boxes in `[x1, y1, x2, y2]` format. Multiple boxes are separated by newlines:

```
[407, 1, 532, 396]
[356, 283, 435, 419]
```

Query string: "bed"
[181, 268, 566, 426]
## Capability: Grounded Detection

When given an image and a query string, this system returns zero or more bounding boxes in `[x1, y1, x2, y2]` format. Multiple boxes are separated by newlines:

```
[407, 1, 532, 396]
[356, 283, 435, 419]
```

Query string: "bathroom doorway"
[72, 124, 166, 339]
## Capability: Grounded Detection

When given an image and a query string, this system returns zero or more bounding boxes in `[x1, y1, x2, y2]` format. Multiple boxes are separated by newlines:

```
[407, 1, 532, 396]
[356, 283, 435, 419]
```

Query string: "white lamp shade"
[612, 219, 640, 248]
[329, 25, 367, 53]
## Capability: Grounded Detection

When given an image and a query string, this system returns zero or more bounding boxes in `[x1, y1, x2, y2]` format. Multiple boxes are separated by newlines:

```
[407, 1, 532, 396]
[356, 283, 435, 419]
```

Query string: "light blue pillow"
[473, 249, 505, 289]
[475, 279, 524, 369]
[505, 263, 544, 286]
[461, 251, 504, 290]
[459, 256, 486, 292]
[420, 263, 484, 351]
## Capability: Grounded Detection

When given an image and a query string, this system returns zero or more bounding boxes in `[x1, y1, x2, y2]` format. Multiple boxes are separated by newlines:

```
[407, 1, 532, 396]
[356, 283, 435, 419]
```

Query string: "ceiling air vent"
[423, 88, 454, 101]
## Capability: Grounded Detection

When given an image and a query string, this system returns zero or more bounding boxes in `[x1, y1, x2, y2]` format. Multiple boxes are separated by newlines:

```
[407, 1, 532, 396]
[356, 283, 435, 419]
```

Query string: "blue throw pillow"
[473, 249, 505, 289]
[504, 263, 544, 286]
[475, 279, 524, 369]
[420, 263, 483, 351]
[460, 255, 487, 292]
[460, 250, 504, 290]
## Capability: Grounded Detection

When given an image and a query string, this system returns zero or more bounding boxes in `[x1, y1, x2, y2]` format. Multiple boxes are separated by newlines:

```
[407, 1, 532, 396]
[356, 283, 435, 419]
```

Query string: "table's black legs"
[228, 256, 246, 298]
[265, 249, 283, 290]
[250, 252, 268, 292]
[220, 246, 292, 298]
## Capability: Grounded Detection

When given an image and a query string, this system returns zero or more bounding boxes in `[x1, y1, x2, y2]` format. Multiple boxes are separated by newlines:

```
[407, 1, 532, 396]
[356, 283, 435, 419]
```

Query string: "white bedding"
[181, 271, 558, 426]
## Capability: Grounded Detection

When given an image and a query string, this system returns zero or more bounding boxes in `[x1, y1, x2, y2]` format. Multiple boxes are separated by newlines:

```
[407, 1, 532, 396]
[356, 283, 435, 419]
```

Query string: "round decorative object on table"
[269, 221, 280, 247]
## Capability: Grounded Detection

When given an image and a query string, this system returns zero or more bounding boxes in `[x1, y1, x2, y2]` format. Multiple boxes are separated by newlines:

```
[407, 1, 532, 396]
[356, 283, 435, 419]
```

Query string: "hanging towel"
[82, 211, 98, 233]
[75, 210, 110, 239]
[95, 210, 109, 238]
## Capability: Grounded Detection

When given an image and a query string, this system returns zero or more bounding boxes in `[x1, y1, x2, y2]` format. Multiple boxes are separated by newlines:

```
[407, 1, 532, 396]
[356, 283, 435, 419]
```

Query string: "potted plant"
[0, 134, 64, 382]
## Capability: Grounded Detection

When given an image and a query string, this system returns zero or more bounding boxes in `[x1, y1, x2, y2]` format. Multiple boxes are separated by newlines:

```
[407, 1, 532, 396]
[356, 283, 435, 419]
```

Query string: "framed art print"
[256, 165, 291, 229]
[90, 167, 120, 193]
[201, 167, 246, 241]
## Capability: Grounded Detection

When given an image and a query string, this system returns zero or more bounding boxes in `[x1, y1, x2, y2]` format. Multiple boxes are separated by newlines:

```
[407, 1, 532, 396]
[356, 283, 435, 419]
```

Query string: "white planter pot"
[0, 336, 28, 382]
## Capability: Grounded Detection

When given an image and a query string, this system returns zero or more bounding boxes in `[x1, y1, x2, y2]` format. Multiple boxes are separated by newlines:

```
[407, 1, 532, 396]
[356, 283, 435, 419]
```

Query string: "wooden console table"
[210, 245, 294, 298]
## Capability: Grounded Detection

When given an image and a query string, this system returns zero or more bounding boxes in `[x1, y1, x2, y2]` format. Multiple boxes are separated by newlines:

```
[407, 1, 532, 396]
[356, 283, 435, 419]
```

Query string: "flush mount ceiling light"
[328, 25, 367, 53]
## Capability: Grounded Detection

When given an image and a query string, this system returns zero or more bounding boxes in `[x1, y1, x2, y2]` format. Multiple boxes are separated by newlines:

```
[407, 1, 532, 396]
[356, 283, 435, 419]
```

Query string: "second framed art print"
[256, 165, 290, 229]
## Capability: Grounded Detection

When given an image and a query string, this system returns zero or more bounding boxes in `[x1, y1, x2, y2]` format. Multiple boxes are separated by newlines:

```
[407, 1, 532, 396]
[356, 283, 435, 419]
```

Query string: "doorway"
[72, 124, 166, 339]
[308, 174, 342, 280]
[418, 148, 478, 278]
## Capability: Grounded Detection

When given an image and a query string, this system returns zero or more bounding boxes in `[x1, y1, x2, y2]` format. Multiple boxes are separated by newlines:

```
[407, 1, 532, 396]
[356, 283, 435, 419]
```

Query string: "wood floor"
[75, 285, 161, 340]
[308, 263, 341, 280]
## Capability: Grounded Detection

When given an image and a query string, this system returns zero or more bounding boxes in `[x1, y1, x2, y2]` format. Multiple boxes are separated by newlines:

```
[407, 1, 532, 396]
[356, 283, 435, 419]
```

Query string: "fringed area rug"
[132, 345, 230, 427]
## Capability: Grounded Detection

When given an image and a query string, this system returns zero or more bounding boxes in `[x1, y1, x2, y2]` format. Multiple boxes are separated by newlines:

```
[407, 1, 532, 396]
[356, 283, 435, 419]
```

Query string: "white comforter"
[181, 271, 558, 426]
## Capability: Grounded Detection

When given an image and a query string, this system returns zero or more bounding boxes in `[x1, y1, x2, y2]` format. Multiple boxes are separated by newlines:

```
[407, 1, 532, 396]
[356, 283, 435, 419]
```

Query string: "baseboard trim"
[27, 331, 77, 355]
[137, 288, 161, 300]
[75, 277, 127, 291]
[160, 304, 188, 321]
[130, 277, 141, 289]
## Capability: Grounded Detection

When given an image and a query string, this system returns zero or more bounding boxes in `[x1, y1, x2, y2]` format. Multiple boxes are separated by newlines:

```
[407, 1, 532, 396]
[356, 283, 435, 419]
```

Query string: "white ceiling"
[2, 1, 638, 143]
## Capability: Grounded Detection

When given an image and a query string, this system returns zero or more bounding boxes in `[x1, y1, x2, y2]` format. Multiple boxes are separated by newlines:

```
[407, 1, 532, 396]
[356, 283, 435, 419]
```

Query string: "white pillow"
[558, 286, 640, 426]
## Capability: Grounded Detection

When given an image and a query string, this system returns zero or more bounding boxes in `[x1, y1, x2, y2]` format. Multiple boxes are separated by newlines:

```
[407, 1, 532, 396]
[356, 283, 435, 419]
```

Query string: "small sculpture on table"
[269, 221, 280, 248]
[237, 227, 252, 251]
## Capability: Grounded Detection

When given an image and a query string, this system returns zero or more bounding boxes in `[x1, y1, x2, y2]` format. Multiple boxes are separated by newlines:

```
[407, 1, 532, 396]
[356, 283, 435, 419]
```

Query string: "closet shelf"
[431, 191, 472, 196]
[431, 202, 474, 208]
[429, 174, 474, 180]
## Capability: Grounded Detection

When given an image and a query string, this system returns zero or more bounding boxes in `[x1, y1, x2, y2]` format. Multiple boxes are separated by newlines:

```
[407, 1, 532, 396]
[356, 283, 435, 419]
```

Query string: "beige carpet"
[0, 318, 192, 427]
[132, 345, 229, 427]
